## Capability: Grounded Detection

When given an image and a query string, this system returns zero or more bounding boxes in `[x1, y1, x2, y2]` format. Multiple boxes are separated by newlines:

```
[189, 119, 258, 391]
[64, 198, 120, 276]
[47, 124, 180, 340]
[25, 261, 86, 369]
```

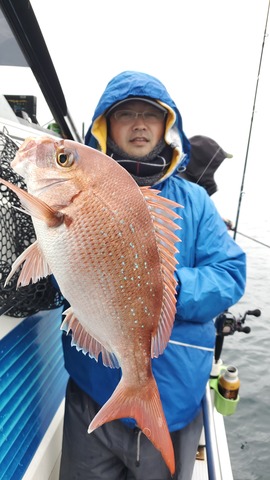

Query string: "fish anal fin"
[88, 376, 175, 475]
[4, 241, 51, 287]
[61, 308, 120, 368]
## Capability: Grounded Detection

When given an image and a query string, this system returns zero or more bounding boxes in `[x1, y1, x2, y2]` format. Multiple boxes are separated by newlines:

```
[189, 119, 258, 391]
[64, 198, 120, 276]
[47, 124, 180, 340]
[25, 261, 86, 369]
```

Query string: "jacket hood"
[85, 71, 190, 175]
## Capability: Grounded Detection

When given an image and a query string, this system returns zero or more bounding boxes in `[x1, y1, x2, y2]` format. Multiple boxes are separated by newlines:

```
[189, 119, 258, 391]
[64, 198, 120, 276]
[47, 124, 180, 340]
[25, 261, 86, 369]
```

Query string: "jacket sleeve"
[174, 185, 246, 323]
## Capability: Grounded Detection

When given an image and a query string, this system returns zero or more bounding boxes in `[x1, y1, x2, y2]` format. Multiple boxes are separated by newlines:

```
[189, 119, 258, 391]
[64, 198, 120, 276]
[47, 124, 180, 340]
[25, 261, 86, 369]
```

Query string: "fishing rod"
[213, 308, 261, 364]
[233, 0, 270, 241]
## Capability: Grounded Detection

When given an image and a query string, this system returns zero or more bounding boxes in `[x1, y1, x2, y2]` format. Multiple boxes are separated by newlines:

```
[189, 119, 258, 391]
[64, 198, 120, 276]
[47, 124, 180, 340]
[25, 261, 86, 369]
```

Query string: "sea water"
[220, 211, 270, 480]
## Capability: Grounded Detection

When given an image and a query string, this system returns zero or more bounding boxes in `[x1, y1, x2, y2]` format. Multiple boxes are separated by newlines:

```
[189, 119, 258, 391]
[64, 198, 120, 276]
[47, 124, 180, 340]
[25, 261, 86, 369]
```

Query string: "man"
[59, 71, 246, 480]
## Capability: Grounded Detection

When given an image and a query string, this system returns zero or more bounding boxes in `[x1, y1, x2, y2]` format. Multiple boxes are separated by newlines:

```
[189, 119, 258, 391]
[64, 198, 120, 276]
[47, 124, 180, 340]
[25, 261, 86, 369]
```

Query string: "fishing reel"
[214, 308, 261, 362]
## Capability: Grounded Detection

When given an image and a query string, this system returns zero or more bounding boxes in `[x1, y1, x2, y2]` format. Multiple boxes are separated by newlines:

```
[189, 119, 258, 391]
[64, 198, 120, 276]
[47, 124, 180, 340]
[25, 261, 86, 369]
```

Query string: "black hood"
[180, 135, 232, 196]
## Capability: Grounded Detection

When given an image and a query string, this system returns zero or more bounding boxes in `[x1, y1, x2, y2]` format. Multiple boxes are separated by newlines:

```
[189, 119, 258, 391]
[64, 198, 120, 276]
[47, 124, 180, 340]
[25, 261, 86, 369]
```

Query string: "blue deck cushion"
[0, 307, 68, 479]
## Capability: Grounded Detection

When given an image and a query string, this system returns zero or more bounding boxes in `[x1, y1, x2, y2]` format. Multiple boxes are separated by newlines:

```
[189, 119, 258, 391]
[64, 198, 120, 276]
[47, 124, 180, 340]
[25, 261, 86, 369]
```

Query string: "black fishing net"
[0, 131, 64, 317]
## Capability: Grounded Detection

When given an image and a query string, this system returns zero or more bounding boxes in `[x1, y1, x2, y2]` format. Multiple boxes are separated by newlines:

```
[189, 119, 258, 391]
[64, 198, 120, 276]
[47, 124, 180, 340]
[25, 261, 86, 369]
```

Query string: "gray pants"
[59, 378, 202, 480]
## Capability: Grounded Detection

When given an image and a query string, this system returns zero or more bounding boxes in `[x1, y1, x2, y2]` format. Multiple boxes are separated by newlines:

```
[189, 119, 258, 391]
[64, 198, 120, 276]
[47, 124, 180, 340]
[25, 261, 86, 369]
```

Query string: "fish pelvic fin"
[140, 187, 183, 358]
[88, 376, 175, 475]
[4, 241, 51, 287]
[61, 308, 120, 368]
[0, 177, 64, 227]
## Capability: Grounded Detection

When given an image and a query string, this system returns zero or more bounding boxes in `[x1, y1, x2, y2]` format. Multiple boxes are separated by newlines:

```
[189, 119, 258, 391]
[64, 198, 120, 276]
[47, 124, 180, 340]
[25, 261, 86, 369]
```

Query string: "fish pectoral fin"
[61, 308, 120, 368]
[4, 241, 51, 287]
[0, 177, 64, 227]
[88, 376, 175, 476]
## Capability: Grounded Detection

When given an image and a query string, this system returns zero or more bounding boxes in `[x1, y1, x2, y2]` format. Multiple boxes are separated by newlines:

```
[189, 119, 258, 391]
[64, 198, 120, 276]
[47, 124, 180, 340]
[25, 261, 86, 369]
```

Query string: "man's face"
[108, 100, 166, 157]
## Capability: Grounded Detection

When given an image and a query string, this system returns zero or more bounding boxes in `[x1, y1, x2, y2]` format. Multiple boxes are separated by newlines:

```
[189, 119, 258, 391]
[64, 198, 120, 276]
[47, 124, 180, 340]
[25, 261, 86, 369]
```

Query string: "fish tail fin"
[88, 377, 175, 475]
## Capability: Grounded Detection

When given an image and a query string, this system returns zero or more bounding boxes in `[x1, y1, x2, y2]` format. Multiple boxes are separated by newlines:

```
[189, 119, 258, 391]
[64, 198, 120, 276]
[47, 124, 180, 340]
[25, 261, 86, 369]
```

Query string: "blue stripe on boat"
[0, 307, 68, 479]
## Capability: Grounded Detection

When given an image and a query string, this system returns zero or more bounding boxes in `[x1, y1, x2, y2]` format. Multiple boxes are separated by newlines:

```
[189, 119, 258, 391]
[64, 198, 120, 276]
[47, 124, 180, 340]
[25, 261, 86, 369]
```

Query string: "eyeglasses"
[113, 109, 167, 124]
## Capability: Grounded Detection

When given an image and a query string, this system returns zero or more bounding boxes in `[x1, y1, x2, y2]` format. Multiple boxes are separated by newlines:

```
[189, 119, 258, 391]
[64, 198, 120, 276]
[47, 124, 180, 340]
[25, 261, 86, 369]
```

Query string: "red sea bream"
[0, 137, 183, 475]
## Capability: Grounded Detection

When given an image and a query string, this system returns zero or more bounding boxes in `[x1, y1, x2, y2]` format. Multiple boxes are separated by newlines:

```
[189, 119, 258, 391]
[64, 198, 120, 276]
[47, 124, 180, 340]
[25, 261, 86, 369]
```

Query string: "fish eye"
[57, 152, 75, 168]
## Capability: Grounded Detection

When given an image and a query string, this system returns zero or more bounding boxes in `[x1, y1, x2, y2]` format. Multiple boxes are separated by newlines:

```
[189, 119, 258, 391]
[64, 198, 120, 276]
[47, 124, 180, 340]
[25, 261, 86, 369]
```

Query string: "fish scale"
[0, 136, 183, 475]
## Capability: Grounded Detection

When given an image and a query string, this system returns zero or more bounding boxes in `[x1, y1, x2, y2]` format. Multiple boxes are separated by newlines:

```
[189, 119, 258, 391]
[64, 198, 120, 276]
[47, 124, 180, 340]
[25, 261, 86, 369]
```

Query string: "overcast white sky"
[29, 0, 270, 223]
[28, 1, 269, 136]
[2, 0, 270, 228]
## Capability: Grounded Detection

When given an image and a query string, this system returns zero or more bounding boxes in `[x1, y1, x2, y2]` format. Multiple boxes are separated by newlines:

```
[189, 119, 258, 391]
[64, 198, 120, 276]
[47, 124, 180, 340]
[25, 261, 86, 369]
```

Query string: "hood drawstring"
[135, 428, 143, 467]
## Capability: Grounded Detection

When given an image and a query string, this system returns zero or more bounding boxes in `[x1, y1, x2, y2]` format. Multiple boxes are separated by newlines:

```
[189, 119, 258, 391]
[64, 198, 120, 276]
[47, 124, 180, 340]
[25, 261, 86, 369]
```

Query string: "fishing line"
[233, 0, 270, 241]
[231, 230, 270, 249]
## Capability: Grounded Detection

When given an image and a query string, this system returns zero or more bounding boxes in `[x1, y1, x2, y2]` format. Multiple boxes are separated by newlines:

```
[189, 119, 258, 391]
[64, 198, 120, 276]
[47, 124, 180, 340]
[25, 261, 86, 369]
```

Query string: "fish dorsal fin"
[140, 186, 183, 358]
[61, 307, 120, 368]
[4, 240, 52, 287]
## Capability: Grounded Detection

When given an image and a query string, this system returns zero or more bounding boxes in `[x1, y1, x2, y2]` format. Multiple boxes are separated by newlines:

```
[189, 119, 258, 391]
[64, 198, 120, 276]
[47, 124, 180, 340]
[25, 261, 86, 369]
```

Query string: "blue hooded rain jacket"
[62, 71, 246, 431]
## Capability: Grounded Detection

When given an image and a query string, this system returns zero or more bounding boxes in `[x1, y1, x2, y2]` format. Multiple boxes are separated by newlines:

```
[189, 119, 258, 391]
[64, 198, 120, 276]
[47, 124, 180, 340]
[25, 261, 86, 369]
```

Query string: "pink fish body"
[0, 137, 183, 475]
